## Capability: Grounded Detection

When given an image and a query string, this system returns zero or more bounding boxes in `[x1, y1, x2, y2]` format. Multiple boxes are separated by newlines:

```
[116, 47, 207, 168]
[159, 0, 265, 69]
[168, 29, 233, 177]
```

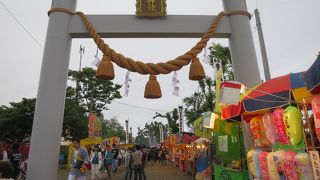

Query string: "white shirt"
[1, 150, 8, 161]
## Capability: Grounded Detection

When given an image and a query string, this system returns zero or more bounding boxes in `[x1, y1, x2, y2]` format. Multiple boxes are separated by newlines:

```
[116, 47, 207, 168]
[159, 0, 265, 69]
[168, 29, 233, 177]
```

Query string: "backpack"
[92, 153, 99, 164]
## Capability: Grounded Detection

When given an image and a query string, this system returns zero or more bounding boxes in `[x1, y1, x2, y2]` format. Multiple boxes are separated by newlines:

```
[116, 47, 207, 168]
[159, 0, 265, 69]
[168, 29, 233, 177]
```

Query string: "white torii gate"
[27, 0, 260, 179]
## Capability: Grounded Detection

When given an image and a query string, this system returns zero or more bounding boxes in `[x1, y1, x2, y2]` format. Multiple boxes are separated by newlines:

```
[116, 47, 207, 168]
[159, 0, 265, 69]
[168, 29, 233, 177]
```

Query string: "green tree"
[62, 87, 88, 140]
[68, 67, 122, 116]
[101, 117, 126, 141]
[153, 108, 179, 134]
[134, 129, 150, 146]
[0, 98, 35, 141]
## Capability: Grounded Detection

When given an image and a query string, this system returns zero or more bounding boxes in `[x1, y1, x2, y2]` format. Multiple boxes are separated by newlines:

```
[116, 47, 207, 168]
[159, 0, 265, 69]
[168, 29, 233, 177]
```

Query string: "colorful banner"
[88, 113, 96, 137]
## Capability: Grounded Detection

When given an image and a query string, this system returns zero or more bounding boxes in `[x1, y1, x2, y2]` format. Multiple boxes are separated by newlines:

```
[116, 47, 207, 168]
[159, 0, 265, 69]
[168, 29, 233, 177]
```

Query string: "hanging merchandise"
[258, 151, 270, 180]
[273, 150, 286, 179]
[311, 95, 320, 142]
[124, 71, 131, 97]
[283, 106, 303, 145]
[283, 151, 299, 179]
[253, 150, 262, 179]
[262, 112, 277, 145]
[172, 71, 179, 96]
[266, 152, 280, 180]
[273, 108, 289, 144]
[247, 149, 255, 178]
[249, 116, 270, 147]
[294, 153, 314, 180]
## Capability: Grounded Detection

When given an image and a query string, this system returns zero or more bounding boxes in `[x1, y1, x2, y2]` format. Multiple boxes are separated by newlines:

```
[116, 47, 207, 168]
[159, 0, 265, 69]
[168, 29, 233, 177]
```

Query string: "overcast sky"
[0, 0, 319, 136]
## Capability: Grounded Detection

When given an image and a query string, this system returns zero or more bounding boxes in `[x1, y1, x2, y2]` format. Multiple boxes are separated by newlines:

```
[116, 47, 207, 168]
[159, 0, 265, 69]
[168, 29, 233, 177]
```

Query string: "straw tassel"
[189, 57, 205, 80]
[96, 55, 115, 80]
[144, 75, 162, 99]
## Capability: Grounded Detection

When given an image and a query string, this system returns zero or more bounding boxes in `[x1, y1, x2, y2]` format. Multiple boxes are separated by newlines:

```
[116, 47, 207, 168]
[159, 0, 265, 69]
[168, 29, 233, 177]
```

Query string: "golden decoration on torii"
[136, 0, 167, 17]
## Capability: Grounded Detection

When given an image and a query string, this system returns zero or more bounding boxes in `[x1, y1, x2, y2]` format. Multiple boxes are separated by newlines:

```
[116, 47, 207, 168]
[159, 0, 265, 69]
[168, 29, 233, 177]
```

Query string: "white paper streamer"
[91, 47, 101, 67]
[124, 71, 132, 97]
[202, 47, 210, 64]
[172, 71, 179, 96]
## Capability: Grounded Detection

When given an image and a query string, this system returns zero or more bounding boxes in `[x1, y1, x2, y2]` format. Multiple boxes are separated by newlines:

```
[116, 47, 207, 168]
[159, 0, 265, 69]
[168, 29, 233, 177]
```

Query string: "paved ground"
[58, 162, 195, 180]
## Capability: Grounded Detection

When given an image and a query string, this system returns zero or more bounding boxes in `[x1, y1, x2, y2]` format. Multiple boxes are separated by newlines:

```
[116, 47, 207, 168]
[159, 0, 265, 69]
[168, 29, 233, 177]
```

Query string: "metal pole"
[254, 9, 271, 81]
[27, 0, 77, 179]
[223, 0, 261, 87]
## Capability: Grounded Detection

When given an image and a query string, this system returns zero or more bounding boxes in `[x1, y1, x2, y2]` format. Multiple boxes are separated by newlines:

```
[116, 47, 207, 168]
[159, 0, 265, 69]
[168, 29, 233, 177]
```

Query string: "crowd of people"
[1, 140, 169, 180]
[0, 142, 28, 180]
[68, 139, 169, 180]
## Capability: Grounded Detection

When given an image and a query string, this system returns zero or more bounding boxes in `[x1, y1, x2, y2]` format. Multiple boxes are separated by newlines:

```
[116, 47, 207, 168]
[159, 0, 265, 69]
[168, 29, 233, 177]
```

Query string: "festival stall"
[193, 115, 214, 179]
[172, 132, 198, 173]
[212, 114, 249, 180]
[227, 56, 320, 180]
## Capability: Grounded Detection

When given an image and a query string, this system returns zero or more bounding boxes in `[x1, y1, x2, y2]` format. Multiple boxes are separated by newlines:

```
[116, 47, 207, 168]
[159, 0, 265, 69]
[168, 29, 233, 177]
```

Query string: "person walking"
[124, 148, 133, 180]
[0, 142, 8, 162]
[8, 143, 23, 179]
[104, 146, 113, 178]
[132, 145, 143, 180]
[141, 145, 147, 180]
[68, 139, 89, 180]
[117, 147, 124, 167]
[111, 144, 119, 172]
[90, 146, 102, 180]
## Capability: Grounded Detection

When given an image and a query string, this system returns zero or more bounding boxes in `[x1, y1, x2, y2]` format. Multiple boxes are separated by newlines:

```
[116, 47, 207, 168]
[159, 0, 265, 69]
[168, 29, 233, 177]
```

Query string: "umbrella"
[242, 72, 312, 113]
[304, 55, 320, 95]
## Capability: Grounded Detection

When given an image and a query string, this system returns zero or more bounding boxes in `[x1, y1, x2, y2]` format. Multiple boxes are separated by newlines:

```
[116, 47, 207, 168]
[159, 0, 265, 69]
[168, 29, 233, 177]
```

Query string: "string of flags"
[172, 71, 179, 96]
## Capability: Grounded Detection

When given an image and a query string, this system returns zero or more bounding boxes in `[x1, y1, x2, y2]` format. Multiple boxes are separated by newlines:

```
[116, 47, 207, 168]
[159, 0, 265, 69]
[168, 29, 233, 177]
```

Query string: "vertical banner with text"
[88, 113, 96, 137]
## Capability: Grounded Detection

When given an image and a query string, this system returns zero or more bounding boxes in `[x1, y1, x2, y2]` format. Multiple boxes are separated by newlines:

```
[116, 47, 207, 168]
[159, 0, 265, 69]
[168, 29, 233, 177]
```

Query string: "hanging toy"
[250, 116, 270, 147]
[283, 151, 299, 179]
[273, 150, 286, 180]
[247, 149, 256, 178]
[311, 95, 320, 142]
[259, 151, 270, 180]
[263, 112, 278, 144]
[294, 153, 314, 180]
[273, 108, 289, 144]
[253, 150, 262, 179]
[283, 106, 303, 145]
[267, 152, 280, 180]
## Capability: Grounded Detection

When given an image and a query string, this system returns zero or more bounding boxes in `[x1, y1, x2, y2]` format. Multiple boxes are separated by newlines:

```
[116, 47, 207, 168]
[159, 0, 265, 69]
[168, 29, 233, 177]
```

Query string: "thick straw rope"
[48, 8, 251, 75]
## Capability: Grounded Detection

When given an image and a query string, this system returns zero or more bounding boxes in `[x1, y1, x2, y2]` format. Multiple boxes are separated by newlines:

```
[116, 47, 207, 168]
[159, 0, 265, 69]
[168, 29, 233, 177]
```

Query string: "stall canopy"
[242, 72, 311, 113]
[80, 137, 102, 146]
[304, 55, 320, 95]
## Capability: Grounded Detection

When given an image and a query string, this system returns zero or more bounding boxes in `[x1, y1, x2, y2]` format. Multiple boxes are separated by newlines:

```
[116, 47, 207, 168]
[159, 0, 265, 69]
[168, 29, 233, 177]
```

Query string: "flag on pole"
[215, 63, 223, 113]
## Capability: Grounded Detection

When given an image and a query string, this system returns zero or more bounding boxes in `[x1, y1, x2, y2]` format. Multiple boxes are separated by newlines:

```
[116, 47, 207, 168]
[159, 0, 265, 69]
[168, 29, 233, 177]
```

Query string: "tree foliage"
[153, 108, 179, 134]
[101, 117, 126, 141]
[68, 67, 122, 115]
[0, 98, 35, 141]
[62, 87, 88, 140]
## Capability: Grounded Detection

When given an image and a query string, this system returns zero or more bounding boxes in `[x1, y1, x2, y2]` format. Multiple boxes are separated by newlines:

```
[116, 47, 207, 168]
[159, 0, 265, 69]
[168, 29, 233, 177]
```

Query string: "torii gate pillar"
[27, 0, 76, 180]
[27, 0, 260, 179]
[223, 0, 261, 86]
